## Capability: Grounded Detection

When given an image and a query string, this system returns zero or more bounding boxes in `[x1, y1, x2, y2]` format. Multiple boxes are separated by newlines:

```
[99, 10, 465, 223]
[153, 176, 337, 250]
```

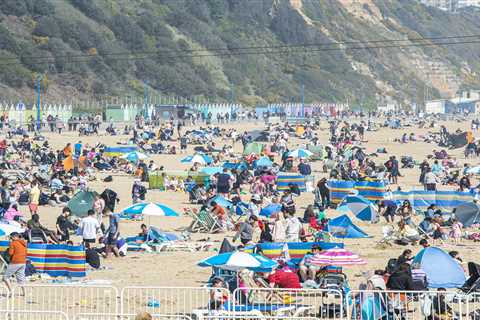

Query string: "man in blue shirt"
[105, 208, 120, 258]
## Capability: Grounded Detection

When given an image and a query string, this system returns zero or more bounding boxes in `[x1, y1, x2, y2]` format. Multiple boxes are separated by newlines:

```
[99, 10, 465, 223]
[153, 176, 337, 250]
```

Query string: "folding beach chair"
[0, 253, 7, 274]
[188, 210, 222, 233]
[375, 225, 397, 248]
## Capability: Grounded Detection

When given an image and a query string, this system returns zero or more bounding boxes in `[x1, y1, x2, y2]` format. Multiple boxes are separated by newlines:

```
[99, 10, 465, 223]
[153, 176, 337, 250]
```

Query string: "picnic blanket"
[329, 181, 386, 204]
[391, 190, 476, 212]
[0, 241, 86, 277]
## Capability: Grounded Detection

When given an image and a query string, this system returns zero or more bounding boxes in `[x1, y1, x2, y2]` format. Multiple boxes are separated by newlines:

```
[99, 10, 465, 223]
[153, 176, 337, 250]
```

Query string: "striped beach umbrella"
[341, 195, 378, 222]
[307, 248, 366, 266]
[198, 251, 278, 272]
[121, 203, 179, 217]
[288, 148, 313, 158]
[121, 151, 148, 162]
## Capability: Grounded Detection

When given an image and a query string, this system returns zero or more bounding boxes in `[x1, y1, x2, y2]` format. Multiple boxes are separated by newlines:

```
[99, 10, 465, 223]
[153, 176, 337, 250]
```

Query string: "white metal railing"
[229, 287, 344, 320]
[0, 310, 69, 320]
[75, 314, 193, 320]
[4, 285, 480, 319]
[120, 286, 230, 318]
[346, 289, 467, 320]
[9, 284, 118, 319]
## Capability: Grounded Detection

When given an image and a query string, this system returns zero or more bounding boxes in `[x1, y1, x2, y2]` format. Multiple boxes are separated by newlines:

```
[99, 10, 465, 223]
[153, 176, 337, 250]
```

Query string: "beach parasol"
[200, 166, 224, 175]
[0, 222, 25, 237]
[307, 248, 366, 266]
[466, 166, 480, 175]
[259, 203, 282, 217]
[180, 154, 213, 165]
[121, 203, 179, 217]
[288, 148, 313, 158]
[121, 151, 148, 162]
[255, 156, 273, 168]
[198, 251, 278, 272]
[341, 195, 378, 222]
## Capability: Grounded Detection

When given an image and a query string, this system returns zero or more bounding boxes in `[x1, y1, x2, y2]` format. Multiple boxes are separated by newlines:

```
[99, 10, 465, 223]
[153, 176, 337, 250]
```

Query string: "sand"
[17, 117, 479, 289]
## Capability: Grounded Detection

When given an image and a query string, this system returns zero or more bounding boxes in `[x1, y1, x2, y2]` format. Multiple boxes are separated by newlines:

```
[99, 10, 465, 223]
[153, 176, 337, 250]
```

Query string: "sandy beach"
[12, 117, 477, 291]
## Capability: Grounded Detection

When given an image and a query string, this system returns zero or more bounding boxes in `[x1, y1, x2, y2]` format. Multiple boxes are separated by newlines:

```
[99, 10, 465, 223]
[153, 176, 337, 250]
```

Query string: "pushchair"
[459, 262, 480, 319]
[318, 272, 349, 318]
[401, 156, 415, 168]
[461, 262, 480, 294]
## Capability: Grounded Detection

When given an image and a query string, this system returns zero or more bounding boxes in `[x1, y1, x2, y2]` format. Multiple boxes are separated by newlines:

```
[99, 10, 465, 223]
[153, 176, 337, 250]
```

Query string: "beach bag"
[39, 193, 49, 206]
[18, 191, 29, 206]
[85, 248, 100, 269]
[103, 175, 113, 182]
[1, 250, 10, 264]
[25, 260, 37, 276]
[385, 258, 398, 274]
[421, 294, 432, 317]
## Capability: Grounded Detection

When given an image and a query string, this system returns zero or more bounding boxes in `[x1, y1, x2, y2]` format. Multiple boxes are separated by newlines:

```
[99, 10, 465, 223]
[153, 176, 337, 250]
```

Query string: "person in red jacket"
[3, 232, 27, 295]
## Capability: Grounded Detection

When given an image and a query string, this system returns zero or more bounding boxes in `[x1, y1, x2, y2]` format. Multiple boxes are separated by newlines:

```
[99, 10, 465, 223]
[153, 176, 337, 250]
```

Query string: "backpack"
[386, 258, 398, 274]
[39, 193, 49, 205]
[25, 260, 37, 276]
[138, 186, 147, 200]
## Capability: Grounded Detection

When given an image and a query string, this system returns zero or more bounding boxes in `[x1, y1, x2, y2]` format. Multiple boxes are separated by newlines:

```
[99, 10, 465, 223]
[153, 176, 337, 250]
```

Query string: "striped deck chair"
[0, 253, 7, 274]
[188, 210, 222, 233]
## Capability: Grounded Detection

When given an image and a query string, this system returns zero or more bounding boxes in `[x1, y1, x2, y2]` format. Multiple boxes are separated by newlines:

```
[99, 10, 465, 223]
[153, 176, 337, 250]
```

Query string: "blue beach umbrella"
[342, 195, 378, 222]
[254, 156, 273, 168]
[121, 203, 179, 217]
[121, 151, 148, 163]
[288, 148, 313, 158]
[180, 154, 213, 165]
[466, 166, 480, 174]
[198, 251, 278, 272]
[260, 203, 282, 217]
[200, 167, 224, 175]
[0, 223, 25, 237]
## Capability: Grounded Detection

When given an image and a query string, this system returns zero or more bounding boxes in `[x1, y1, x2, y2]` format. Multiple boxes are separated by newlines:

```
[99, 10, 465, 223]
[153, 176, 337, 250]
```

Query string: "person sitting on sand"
[396, 220, 420, 245]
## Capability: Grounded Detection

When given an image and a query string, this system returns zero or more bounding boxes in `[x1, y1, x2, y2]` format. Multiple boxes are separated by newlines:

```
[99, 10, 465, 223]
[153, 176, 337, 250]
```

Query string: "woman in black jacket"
[386, 263, 414, 291]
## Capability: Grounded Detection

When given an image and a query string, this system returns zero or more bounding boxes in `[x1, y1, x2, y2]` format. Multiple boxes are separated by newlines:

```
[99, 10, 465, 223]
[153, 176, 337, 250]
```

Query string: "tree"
[33, 0, 55, 16]
[110, 15, 147, 50]
[33, 16, 61, 38]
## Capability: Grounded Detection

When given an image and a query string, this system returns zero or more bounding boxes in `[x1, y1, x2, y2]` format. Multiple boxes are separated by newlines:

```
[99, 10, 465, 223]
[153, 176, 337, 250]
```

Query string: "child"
[432, 218, 446, 246]
[450, 218, 463, 244]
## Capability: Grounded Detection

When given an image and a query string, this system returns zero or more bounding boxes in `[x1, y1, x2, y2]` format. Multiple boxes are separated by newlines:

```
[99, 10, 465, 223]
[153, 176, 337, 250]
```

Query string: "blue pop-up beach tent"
[326, 214, 370, 239]
[413, 247, 466, 288]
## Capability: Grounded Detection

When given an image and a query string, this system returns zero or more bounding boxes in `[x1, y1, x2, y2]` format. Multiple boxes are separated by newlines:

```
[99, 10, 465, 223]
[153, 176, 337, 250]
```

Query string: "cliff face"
[1, 0, 480, 107]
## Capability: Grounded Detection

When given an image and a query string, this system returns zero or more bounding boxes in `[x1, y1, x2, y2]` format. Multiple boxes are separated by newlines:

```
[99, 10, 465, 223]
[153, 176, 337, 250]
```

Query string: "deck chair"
[375, 225, 397, 248]
[0, 252, 7, 274]
[189, 210, 222, 233]
[28, 229, 48, 243]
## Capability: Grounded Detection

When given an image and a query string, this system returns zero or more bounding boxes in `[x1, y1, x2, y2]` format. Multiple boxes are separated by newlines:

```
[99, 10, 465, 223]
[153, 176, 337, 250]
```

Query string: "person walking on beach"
[3, 232, 27, 296]
[28, 180, 40, 215]
[105, 208, 120, 258]
[79, 210, 101, 247]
